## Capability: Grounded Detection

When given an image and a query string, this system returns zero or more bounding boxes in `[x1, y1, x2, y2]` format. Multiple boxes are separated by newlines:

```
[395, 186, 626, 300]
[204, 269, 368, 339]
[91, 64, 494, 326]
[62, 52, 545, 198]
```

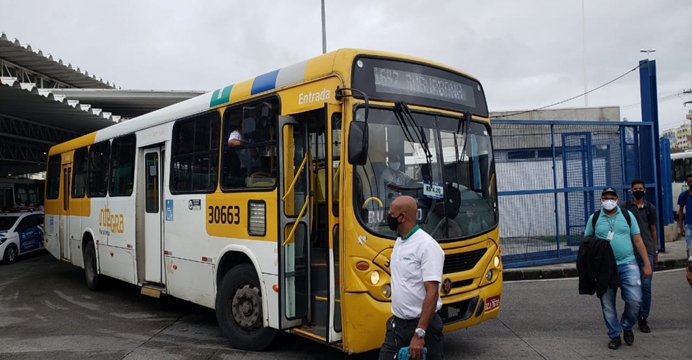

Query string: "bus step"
[141, 284, 165, 298]
[292, 325, 327, 342]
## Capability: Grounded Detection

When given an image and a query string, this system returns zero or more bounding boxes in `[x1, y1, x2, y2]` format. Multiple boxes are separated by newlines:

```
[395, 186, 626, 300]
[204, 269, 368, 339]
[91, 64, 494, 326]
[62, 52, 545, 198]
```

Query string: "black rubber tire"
[216, 264, 277, 351]
[2, 244, 18, 264]
[83, 240, 102, 291]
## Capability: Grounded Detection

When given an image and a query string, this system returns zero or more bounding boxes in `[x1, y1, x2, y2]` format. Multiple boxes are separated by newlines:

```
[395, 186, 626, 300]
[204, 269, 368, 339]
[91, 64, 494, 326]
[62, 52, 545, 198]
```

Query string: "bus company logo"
[99, 207, 124, 235]
[298, 88, 331, 105]
[442, 278, 452, 294]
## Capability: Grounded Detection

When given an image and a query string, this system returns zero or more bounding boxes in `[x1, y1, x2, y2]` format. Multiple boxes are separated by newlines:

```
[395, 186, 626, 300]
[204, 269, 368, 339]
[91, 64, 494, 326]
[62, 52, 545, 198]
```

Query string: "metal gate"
[493, 120, 659, 268]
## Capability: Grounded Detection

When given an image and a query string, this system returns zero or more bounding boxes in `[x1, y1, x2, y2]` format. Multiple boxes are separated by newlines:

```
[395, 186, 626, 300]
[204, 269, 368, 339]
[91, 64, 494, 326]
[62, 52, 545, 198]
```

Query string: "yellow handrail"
[282, 153, 309, 201]
[283, 194, 311, 247]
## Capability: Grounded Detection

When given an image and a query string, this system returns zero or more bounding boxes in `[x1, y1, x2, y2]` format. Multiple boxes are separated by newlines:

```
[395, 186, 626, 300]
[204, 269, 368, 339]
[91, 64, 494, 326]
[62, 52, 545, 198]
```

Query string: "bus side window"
[222, 98, 279, 190]
[170, 112, 220, 194]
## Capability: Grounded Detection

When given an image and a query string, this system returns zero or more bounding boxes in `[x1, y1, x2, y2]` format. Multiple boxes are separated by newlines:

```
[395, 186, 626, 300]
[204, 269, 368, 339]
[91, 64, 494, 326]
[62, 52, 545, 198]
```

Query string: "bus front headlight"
[382, 284, 391, 298]
[370, 270, 380, 285]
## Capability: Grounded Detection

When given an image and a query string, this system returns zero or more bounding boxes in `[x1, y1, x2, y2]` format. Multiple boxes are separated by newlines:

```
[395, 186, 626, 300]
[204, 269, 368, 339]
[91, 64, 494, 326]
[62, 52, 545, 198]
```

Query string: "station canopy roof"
[0, 32, 205, 176]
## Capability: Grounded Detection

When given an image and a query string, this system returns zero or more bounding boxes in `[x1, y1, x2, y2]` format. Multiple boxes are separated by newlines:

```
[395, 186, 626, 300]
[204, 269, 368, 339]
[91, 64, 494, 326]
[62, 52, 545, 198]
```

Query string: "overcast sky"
[1, 0, 691, 130]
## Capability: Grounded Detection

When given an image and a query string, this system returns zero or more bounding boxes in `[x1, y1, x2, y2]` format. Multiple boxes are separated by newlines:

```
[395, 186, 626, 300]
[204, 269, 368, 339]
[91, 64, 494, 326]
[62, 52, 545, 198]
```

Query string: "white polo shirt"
[390, 225, 445, 320]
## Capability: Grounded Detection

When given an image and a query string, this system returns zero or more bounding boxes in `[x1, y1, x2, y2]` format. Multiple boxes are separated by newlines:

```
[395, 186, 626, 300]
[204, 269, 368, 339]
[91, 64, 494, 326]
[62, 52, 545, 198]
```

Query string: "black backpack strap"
[591, 210, 600, 229]
[622, 208, 631, 227]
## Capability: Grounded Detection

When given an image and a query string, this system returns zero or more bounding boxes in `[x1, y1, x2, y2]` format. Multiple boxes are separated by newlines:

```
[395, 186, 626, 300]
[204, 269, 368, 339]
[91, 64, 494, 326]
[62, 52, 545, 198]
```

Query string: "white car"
[0, 211, 44, 264]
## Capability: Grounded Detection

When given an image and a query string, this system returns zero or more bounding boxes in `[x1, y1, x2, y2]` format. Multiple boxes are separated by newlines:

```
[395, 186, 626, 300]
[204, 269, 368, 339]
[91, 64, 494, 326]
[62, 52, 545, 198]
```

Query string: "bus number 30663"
[207, 205, 241, 225]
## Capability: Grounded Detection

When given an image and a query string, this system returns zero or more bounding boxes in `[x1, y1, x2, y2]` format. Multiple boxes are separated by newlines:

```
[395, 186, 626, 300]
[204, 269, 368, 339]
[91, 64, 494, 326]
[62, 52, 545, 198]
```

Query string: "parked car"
[0, 210, 44, 264]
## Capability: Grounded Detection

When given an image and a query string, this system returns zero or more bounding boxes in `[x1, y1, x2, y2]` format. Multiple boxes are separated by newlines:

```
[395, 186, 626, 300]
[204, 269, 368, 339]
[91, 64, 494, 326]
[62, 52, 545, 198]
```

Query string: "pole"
[582, 0, 588, 107]
[321, 0, 327, 54]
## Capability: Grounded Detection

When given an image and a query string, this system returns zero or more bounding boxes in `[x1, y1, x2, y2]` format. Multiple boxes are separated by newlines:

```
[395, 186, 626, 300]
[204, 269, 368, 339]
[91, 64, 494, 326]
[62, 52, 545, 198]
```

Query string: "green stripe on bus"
[210, 85, 233, 107]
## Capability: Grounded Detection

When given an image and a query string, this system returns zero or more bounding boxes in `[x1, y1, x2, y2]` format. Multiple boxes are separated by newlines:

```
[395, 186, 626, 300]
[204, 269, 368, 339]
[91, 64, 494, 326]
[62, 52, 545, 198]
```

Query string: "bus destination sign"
[352, 57, 488, 116]
[373, 67, 474, 104]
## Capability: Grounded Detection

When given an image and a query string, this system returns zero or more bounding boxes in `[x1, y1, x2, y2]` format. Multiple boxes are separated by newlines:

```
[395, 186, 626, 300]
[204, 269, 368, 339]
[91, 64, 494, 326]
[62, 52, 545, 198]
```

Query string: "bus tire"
[83, 240, 101, 291]
[216, 264, 277, 351]
[2, 244, 18, 264]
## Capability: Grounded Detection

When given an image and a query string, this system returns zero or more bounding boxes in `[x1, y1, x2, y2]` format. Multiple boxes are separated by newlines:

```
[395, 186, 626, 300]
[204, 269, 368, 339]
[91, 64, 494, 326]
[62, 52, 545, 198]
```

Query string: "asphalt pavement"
[503, 237, 690, 281]
[1, 243, 691, 359]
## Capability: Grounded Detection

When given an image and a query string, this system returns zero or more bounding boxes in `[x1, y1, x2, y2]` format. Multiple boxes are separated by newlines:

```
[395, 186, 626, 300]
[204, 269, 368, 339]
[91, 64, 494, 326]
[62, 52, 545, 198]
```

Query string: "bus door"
[278, 115, 311, 329]
[140, 146, 164, 284]
[60, 163, 72, 261]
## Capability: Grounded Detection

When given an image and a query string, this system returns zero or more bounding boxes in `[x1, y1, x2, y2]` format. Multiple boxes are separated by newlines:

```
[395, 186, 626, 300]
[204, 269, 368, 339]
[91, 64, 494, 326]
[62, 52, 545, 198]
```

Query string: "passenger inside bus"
[227, 116, 261, 172]
[223, 101, 278, 188]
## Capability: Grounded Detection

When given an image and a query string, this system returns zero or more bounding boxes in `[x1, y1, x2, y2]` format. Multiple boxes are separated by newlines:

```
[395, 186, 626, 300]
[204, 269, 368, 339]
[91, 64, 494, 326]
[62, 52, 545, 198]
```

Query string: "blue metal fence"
[492, 120, 658, 268]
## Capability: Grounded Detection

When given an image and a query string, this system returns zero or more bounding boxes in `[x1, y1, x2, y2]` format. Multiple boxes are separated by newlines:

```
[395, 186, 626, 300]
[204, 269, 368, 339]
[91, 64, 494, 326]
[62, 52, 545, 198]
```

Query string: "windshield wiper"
[455, 111, 473, 168]
[394, 102, 434, 171]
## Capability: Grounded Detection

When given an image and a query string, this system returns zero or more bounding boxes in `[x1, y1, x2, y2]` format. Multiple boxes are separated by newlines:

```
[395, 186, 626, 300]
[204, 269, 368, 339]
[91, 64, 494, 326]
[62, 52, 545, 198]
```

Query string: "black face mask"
[387, 213, 401, 231]
[632, 191, 645, 200]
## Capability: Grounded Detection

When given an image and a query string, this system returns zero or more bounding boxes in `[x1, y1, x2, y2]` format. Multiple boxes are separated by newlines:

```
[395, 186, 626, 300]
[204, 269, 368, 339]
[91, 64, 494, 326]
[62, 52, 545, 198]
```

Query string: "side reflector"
[272, 284, 279, 292]
[356, 261, 370, 271]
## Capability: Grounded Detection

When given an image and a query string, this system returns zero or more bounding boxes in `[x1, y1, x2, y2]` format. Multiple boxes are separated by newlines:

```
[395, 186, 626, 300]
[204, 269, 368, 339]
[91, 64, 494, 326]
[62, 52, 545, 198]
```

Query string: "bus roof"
[48, 48, 480, 156]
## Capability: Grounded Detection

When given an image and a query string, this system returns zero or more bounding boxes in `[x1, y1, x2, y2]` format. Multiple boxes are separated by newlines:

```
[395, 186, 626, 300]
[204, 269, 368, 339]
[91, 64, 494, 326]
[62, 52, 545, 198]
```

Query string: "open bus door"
[278, 115, 311, 329]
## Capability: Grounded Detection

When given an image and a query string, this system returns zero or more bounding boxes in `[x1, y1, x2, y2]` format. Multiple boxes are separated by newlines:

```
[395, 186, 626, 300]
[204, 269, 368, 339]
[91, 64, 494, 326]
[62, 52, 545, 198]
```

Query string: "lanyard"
[605, 213, 616, 232]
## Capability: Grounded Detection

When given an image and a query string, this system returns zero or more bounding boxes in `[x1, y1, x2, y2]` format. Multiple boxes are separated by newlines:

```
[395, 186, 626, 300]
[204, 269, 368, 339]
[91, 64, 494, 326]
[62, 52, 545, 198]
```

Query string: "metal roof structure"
[0, 32, 118, 89]
[46, 88, 205, 119]
[0, 32, 203, 177]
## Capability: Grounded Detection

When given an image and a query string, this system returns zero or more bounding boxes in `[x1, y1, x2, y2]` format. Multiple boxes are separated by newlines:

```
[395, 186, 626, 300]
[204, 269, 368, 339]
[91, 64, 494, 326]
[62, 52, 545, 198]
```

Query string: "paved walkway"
[503, 237, 690, 281]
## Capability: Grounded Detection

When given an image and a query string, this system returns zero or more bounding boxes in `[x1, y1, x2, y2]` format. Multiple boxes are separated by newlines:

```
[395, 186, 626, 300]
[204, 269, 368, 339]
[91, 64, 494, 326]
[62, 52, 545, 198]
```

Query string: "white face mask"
[389, 162, 400, 171]
[601, 199, 618, 211]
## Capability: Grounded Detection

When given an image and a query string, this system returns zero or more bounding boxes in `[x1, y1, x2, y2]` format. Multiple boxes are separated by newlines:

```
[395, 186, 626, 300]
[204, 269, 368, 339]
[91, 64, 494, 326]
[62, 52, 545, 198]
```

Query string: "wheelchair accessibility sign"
[165, 200, 174, 221]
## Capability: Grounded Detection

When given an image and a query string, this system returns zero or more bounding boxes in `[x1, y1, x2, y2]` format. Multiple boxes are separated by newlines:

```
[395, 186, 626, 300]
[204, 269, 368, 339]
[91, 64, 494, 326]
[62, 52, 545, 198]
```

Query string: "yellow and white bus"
[43, 48, 502, 353]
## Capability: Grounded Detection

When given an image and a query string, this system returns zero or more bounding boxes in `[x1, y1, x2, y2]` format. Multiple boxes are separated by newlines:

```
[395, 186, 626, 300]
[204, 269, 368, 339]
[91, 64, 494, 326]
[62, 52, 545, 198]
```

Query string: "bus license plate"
[485, 296, 501, 311]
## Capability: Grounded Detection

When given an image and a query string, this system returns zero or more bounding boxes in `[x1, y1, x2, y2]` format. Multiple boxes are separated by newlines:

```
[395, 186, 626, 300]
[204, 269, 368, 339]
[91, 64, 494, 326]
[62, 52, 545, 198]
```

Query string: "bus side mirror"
[347, 121, 368, 165]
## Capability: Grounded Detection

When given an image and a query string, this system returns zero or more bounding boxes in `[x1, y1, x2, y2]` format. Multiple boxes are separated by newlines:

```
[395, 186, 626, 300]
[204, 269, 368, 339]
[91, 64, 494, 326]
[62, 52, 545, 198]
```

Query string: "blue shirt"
[677, 191, 692, 226]
[584, 207, 640, 265]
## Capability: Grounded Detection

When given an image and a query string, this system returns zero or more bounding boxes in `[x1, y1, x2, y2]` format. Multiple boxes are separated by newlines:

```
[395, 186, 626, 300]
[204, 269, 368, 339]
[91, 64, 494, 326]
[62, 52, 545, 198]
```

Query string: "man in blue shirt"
[676, 173, 692, 258]
[584, 187, 652, 350]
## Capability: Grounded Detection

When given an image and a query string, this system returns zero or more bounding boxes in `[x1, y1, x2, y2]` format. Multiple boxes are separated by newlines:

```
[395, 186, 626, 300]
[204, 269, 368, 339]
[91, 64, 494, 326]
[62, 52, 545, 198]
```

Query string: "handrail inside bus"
[282, 194, 311, 247]
[282, 152, 310, 202]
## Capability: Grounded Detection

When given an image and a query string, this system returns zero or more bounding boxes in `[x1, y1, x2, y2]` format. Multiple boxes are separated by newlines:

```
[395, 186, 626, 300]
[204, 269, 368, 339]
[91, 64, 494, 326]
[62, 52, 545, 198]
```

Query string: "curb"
[502, 259, 689, 282]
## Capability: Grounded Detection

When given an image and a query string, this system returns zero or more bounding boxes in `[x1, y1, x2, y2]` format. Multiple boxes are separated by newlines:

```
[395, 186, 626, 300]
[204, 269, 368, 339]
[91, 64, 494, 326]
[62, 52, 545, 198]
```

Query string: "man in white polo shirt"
[378, 196, 445, 360]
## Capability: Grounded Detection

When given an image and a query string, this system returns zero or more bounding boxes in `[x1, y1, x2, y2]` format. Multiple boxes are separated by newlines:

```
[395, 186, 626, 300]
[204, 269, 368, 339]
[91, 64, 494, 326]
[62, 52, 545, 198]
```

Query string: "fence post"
[639, 59, 665, 252]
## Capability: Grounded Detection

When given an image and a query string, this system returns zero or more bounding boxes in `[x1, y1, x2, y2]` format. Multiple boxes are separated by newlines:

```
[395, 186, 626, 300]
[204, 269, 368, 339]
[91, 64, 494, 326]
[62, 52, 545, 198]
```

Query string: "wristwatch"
[415, 327, 426, 338]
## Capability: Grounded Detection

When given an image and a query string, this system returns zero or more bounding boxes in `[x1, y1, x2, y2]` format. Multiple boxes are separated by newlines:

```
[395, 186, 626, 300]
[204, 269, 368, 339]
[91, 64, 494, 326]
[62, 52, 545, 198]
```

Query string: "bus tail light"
[248, 201, 266, 236]
[356, 261, 370, 271]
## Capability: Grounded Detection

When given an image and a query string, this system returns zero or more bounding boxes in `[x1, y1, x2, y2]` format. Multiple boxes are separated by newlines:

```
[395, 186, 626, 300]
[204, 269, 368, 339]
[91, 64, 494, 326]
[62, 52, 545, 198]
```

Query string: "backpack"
[591, 208, 631, 229]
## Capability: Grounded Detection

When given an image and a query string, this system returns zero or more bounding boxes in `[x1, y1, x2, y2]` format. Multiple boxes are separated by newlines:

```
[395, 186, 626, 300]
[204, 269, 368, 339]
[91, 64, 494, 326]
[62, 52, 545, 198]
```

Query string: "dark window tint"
[88, 141, 110, 197]
[170, 112, 220, 193]
[46, 155, 61, 199]
[72, 147, 88, 198]
[145, 152, 159, 213]
[110, 135, 136, 196]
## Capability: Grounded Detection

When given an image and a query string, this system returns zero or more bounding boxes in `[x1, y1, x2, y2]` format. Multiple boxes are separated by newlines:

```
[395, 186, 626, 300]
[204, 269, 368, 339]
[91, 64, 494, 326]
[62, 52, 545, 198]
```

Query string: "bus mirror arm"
[337, 87, 371, 166]
[335, 87, 369, 124]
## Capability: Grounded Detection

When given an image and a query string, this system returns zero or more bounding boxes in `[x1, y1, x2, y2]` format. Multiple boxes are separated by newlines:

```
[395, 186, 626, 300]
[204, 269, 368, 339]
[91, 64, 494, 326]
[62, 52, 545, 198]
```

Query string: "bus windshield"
[353, 106, 497, 241]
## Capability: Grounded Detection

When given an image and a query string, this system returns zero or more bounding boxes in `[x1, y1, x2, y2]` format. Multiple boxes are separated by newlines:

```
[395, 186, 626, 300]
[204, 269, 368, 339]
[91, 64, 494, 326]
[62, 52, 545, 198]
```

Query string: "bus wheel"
[83, 241, 101, 291]
[2, 244, 18, 264]
[216, 264, 277, 351]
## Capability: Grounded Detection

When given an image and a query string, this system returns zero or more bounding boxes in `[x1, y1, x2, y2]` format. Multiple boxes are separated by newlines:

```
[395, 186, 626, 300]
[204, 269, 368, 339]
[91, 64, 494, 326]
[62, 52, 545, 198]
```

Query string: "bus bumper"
[340, 274, 502, 354]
